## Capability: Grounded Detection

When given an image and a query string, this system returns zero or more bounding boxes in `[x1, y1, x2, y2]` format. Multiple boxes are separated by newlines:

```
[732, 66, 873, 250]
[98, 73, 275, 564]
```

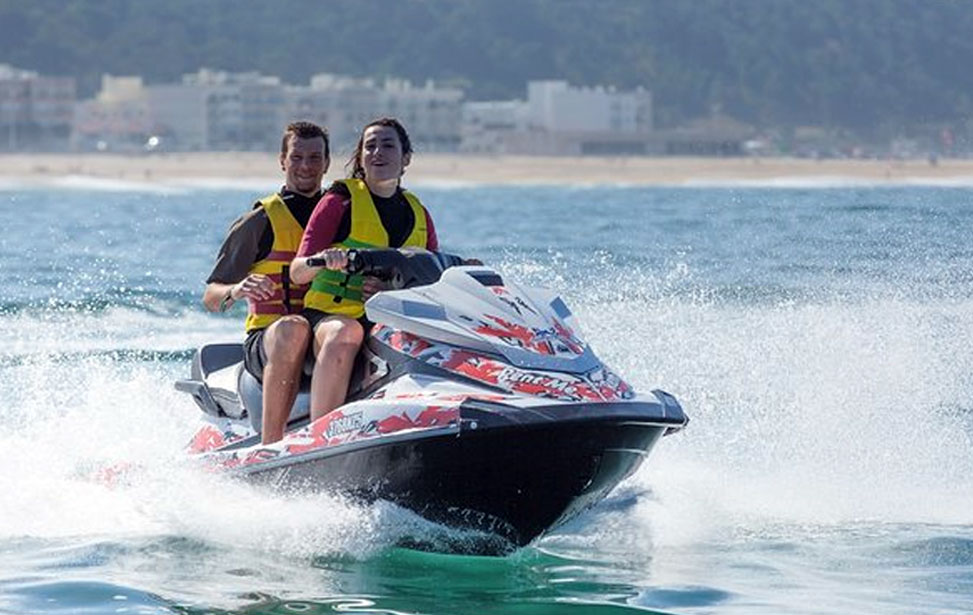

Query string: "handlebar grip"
[305, 249, 361, 272]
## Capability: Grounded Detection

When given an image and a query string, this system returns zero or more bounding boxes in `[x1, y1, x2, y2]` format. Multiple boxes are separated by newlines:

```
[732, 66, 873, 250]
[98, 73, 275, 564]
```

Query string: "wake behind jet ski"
[177, 249, 687, 553]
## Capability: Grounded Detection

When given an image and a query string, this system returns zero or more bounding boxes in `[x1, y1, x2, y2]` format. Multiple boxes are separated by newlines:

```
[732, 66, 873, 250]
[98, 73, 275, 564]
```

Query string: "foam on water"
[0, 303, 512, 561]
[562, 266, 973, 551]
[4, 305, 231, 358]
[0, 352, 444, 561]
[6, 271, 970, 557]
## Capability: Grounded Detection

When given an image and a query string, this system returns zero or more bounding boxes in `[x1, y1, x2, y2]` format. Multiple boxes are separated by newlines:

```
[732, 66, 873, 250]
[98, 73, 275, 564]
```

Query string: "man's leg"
[261, 315, 312, 444]
[310, 315, 364, 421]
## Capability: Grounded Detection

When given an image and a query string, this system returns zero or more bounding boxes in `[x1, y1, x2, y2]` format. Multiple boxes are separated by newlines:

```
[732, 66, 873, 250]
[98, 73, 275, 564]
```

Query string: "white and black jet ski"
[177, 249, 687, 552]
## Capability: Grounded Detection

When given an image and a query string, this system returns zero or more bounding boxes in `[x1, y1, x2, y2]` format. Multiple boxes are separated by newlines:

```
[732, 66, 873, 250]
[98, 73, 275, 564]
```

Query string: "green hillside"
[1, 0, 970, 137]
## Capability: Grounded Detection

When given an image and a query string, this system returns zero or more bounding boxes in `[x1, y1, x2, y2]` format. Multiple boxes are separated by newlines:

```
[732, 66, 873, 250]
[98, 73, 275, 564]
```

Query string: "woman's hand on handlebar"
[310, 248, 350, 271]
[290, 249, 351, 285]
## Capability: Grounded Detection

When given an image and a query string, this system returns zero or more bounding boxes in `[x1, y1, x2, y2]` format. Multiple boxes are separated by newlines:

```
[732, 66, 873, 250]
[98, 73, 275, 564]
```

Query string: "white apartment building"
[288, 74, 385, 153]
[460, 101, 528, 153]
[149, 69, 285, 151]
[73, 69, 464, 153]
[73, 75, 152, 151]
[378, 79, 462, 152]
[526, 80, 652, 133]
[461, 80, 655, 155]
[292, 74, 463, 154]
[0, 64, 75, 151]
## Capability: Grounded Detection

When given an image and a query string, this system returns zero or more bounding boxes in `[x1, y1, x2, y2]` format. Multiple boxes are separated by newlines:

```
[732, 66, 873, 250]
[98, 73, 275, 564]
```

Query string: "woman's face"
[361, 125, 410, 184]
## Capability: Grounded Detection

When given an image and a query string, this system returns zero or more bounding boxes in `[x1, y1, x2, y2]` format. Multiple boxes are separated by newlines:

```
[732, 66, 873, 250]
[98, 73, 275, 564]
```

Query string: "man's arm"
[203, 281, 237, 313]
[203, 209, 269, 311]
[203, 277, 276, 312]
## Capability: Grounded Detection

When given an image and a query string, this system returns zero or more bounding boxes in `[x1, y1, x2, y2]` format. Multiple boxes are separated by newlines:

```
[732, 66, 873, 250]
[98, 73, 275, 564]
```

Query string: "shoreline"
[2, 152, 973, 188]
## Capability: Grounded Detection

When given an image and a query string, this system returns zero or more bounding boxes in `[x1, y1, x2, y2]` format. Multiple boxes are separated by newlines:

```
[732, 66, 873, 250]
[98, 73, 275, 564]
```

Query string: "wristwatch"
[219, 287, 235, 312]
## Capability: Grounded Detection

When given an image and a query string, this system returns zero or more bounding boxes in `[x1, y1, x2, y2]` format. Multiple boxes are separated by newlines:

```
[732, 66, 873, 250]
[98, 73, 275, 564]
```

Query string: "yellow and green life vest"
[303, 179, 428, 319]
[244, 194, 310, 332]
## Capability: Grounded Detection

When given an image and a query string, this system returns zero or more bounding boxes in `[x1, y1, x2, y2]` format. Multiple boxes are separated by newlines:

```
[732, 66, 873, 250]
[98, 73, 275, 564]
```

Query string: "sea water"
[1, 178, 972, 614]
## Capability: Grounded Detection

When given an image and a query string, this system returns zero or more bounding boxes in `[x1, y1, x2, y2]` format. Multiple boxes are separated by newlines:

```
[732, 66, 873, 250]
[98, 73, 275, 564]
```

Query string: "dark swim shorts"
[242, 324, 315, 384]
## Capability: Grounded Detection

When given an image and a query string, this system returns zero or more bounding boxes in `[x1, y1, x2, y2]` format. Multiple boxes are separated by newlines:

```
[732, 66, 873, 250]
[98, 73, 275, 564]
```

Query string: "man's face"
[281, 135, 328, 196]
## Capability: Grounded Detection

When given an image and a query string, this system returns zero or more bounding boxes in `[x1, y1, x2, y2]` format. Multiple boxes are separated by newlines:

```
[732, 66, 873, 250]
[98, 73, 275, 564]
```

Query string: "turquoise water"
[2, 179, 973, 614]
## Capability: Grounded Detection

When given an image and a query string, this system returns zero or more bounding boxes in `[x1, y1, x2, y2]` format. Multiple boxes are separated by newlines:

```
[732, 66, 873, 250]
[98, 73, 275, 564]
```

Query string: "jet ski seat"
[238, 366, 311, 433]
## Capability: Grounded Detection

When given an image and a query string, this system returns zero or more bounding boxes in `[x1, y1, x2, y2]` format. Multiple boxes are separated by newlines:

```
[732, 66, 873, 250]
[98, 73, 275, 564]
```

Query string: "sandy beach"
[3, 152, 973, 187]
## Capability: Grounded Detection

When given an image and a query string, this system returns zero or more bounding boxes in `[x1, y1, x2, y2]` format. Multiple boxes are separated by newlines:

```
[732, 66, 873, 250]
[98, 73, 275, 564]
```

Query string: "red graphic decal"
[93, 462, 134, 488]
[374, 324, 624, 403]
[474, 315, 554, 355]
[388, 330, 431, 356]
[375, 405, 458, 434]
[390, 391, 509, 403]
[244, 448, 280, 465]
[188, 425, 226, 454]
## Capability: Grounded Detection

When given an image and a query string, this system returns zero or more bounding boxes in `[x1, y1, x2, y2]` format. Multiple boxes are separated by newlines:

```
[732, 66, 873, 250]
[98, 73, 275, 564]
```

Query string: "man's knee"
[265, 316, 311, 358]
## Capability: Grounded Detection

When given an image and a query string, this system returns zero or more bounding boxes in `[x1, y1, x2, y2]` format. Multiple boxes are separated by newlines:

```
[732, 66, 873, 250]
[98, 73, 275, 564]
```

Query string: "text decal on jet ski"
[193, 401, 461, 471]
[374, 326, 633, 402]
[326, 411, 364, 438]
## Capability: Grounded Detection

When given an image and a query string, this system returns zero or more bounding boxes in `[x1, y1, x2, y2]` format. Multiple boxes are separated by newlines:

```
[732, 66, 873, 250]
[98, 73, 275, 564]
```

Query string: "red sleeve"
[424, 209, 438, 251]
[298, 192, 349, 257]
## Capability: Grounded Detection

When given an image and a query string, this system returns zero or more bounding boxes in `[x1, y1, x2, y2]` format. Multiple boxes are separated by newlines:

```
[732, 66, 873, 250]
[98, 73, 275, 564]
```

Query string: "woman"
[290, 117, 439, 423]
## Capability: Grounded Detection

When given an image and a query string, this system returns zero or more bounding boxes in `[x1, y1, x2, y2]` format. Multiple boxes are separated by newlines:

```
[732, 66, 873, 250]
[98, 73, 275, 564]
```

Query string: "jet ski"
[176, 248, 687, 552]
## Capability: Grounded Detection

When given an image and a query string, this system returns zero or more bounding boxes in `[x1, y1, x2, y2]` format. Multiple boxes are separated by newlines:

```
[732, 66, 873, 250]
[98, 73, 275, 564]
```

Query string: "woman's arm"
[291, 192, 349, 284]
[424, 208, 439, 251]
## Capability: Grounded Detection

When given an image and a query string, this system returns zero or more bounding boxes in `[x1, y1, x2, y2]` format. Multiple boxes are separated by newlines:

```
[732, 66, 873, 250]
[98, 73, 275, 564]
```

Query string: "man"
[202, 121, 329, 444]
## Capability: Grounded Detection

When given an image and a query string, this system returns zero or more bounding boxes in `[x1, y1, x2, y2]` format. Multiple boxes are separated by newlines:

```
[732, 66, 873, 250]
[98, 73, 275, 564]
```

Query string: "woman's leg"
[309, 315, 364, 421]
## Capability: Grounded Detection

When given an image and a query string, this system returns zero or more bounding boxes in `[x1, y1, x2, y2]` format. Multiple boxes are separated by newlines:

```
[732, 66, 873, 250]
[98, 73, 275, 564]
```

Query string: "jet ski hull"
[242, 415, 669, 550]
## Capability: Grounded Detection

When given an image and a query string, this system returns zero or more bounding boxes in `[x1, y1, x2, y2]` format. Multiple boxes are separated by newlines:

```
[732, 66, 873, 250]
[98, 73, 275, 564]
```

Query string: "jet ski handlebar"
[306, 248, 467, 289]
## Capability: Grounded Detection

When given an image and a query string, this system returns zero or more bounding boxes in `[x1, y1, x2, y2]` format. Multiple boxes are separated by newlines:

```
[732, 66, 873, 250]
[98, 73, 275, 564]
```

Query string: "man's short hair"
[281, 121, 330, 158]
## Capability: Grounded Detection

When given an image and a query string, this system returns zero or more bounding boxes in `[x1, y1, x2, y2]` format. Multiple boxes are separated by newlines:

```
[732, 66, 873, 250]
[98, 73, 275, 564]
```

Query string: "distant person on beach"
[289, 117, 441, 425]
[202, 121, 329, 444]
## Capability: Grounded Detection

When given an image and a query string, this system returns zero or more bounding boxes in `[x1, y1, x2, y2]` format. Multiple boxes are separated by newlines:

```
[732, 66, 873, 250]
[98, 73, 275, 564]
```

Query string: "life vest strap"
[310, 281, 363, 303]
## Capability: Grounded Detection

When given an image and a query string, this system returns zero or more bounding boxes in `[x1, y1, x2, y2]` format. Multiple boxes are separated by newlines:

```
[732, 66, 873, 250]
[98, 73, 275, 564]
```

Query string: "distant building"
[0, 64, 75, 151]
[287, 74, 380, 151]
[526, 80, 652, 134]
[72, 75, 152, 151]
[461, 101, 528, 154]
[659, 109, 753, 156]
[461, 80, 654, 155]
[290, 74, 463, 154]
[72, 68, 463, 153]
[148, 69, 285, 151]
[379, 78, 462, 152]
